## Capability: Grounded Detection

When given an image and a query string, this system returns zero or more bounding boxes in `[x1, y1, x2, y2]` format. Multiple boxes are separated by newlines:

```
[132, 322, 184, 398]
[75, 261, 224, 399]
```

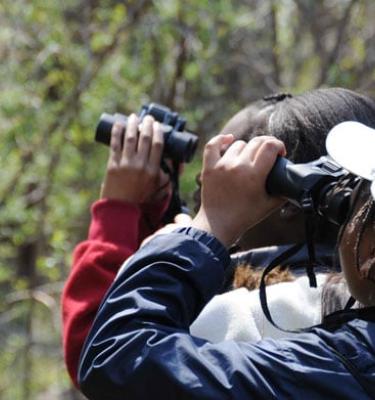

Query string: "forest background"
[1, 0, 375, 399]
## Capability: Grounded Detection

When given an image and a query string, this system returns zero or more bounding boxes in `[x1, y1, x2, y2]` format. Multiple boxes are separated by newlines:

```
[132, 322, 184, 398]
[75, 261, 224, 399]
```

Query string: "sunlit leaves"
[1, 0, 375, 398]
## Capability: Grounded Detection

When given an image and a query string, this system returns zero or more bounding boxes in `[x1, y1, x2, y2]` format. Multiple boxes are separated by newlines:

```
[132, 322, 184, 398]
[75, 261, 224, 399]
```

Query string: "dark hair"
[195, 88, 375, 212]
[226, 88, 375, 163]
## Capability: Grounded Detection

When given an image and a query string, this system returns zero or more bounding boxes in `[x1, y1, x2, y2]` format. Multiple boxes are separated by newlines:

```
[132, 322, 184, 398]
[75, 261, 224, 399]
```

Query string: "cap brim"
[326, 121, 375, 199]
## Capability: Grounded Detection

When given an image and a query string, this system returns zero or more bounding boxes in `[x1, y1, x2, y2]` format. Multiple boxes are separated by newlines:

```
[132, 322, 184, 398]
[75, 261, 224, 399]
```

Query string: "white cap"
[326, 121, 375, 199]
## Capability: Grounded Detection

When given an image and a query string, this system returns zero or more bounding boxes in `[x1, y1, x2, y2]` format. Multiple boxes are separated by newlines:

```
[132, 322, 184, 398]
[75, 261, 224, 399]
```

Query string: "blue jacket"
[78, 227, 375, 399]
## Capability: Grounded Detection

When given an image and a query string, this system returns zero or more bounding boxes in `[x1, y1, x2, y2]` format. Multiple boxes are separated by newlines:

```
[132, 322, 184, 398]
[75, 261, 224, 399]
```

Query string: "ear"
[279, 202, 301, 219]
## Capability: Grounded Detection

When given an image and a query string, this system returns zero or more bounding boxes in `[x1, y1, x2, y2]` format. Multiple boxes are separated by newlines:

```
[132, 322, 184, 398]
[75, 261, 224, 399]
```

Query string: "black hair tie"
[263, 93, 293, 102]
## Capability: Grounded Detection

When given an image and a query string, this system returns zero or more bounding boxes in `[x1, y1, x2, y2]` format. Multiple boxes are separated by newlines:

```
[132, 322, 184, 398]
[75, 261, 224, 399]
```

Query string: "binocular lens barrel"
[266, 156, 351, 225]
[166, 129, 198, 163]
[95, 113, 120, 145]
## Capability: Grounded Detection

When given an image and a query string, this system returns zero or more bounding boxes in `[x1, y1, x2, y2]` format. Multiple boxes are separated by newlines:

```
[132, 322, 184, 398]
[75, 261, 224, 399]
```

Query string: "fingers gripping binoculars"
[95, 103, 199, 163]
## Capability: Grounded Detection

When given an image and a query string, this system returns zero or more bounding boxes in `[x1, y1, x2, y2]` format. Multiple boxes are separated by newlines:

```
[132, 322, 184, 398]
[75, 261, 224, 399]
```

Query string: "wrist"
[191, 210, 237, 247]
[173, 226, 230, 266]
[100, 181, 140, 205]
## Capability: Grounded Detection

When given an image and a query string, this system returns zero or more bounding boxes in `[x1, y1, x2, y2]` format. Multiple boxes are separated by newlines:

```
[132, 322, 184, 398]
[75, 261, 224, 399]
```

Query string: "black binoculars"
[95, 103, 198, 163]
[266, 156, 356, 225]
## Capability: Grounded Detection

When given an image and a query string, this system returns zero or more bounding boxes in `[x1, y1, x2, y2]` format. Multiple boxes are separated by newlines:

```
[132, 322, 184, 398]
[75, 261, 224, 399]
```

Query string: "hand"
[100, 114, 170, 204]
[192, 134, 286, 246]
[140, 213, 193, 247]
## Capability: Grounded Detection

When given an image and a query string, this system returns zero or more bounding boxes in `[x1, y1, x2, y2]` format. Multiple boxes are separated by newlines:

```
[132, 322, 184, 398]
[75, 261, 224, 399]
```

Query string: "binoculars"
[266, 156, 356, 225]
[95, 103, 198, 163]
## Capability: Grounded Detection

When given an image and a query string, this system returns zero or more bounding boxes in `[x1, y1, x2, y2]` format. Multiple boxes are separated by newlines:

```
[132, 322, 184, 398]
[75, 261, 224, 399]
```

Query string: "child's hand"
[100, 114, 169, 204]
[192, 134, 286, 246]
[140, 213, 193, 247]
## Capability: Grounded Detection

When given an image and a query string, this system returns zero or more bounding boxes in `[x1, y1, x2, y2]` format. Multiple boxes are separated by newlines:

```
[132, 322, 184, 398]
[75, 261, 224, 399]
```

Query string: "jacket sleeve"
[78, 227, 374, 400]
[62, 199, 142, 387]
[77, 228, 315, 400]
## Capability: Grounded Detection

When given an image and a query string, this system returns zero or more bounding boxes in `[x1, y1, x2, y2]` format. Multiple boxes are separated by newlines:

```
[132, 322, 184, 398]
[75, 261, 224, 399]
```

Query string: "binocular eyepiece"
[95, 103, 199, 163]
[266, 156, 356, 226]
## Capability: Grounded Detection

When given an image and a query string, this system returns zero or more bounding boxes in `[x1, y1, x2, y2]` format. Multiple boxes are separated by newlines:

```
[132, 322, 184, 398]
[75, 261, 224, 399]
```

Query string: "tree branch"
[317, 0, 357, 86]
[165, 5, 189, 108]
[270, 0, 281, 88]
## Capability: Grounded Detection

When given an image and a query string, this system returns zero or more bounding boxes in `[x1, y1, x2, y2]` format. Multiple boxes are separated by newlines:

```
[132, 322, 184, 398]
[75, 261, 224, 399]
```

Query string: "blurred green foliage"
[1, 0, 375, 398]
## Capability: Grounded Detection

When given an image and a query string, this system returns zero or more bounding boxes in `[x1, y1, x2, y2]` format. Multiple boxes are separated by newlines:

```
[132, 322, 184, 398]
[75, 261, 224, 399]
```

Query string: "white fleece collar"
[190, 273, 327, 343]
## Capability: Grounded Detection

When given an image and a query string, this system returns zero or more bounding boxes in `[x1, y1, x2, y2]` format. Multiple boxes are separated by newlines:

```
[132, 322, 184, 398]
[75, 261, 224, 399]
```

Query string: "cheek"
[356, 217, 375, 268]
[358, 227, 375, 265]
[339, 214, 366, 270]
[339, 230, 355, 271]
[339, 196, 371, 267]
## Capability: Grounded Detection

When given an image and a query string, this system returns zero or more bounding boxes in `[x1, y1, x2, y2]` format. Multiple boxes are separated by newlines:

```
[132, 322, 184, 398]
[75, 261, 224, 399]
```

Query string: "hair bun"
[263, 93, 293, 102]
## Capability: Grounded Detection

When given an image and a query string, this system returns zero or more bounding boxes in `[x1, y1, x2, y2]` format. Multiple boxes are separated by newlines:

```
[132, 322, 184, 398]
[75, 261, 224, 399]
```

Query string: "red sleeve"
[61, 199, 141, 387]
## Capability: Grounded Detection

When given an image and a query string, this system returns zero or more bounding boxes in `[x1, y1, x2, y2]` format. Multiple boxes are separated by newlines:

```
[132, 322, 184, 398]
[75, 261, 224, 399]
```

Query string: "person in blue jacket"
[78, 125, 375, 398]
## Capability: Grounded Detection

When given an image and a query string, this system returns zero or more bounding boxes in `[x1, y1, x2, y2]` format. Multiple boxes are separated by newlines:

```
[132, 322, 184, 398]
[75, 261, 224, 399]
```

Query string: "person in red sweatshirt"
[62, 113, 189, 386]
